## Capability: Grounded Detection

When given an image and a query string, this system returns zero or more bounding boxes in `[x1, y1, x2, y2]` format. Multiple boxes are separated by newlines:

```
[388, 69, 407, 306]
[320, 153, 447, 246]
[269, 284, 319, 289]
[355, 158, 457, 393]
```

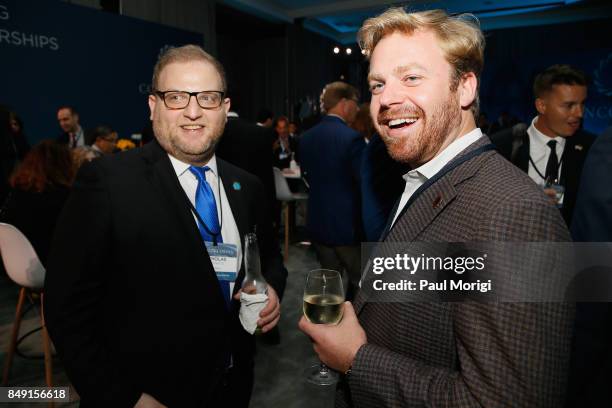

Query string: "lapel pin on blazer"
[432, 195, 442, 209]
[575, 144, 583, 151]
[232, 181, 241, 191]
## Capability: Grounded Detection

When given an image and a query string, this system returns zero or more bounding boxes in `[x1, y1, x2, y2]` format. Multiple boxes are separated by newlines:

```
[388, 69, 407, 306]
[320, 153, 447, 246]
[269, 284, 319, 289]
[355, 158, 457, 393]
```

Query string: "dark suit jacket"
[338, 136, 573, 407]
[216, 116, 276, 213]
[571, 127, 612, 241]
[44, 140, 286, 408]
[565, 126, 612, 407]
[360, 134, 408, 241]
[299, 115, 365, 246]
[491, 127, 595, 226]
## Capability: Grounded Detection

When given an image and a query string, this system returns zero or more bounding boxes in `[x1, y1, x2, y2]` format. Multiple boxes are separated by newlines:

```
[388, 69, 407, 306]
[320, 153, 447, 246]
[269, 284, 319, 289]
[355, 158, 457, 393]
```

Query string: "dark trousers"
[209, 365, 254, 408]
[313, 243, 361, 301]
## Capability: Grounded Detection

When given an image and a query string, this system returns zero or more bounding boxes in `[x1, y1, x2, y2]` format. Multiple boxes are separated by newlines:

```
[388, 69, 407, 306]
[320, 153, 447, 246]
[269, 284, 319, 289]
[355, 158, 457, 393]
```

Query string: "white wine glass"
[303, 269, 345, 386]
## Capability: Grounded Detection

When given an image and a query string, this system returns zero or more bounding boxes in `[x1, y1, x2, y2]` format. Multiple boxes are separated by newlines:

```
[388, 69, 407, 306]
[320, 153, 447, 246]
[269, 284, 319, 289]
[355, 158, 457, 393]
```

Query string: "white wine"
[303, 294, 344, 324]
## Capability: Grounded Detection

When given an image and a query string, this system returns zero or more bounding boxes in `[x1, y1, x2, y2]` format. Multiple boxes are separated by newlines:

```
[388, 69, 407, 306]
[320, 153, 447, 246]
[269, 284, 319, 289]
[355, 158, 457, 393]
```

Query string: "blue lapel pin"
[233, 181, 241, 191]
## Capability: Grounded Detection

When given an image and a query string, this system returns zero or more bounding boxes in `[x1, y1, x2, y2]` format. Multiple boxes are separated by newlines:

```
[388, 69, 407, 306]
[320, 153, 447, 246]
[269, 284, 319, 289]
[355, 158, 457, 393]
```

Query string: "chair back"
[273, 167, 294, 201]
[0, 223, 46, 289]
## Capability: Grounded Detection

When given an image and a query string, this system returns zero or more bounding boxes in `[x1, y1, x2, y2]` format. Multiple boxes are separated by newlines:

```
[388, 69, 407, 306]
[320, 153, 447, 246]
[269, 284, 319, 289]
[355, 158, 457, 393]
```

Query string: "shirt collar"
[403, 127, 483, 181]
[168, 154, 218, 178]
[528, 116, 566, 160]
[227, 111, 239, 118]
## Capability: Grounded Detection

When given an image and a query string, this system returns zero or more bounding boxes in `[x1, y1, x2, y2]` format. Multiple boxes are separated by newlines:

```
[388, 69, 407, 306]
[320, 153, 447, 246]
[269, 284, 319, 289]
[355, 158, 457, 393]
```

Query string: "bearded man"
[44, 45, 286, 408]
[300, 8, 573, 408]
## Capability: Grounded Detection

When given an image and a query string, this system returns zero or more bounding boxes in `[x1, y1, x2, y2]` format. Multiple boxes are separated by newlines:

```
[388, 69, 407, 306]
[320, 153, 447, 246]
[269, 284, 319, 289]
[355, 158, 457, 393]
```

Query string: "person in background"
[272, 115, 296, 169]
[90, 125, 118, 156]
[1, 109, 31, 201]
[8, 111, 31, 161]
[56, 106, 86, 148]
[360, 132, 409, 241]
[216, 102, 276, 225]
[565, 126, 612, 408]
[288, 121, 299, 138]
[71, 146, 99, 170]
[491, 64, 594, 226]
[299, 81, 364, 300]
[0, 140, 74, 265]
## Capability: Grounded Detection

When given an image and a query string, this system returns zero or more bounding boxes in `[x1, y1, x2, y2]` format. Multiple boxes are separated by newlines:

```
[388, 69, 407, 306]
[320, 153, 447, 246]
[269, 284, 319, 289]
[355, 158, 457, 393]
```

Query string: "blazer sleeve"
[347, 199, 573, 408]
[44, 161, 142, 407]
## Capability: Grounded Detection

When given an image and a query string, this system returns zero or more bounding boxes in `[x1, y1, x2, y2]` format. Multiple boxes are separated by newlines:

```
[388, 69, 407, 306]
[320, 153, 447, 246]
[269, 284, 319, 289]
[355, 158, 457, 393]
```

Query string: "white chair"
[0, 223, 53, 387]
[273, 168, 308, 261]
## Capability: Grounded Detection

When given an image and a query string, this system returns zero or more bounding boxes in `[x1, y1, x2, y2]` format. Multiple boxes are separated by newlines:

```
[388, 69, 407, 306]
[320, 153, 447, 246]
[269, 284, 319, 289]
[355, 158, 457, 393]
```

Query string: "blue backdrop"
[0, 0, 203, 143]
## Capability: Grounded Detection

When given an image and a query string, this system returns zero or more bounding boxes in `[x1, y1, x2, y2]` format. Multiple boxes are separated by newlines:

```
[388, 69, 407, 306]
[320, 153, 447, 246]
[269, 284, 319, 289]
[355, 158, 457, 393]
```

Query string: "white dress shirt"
[70, 126, 85, 148]
[390, 128, 484, 228]
[168, 154, 242, 275]
[527, 116, 565, 187]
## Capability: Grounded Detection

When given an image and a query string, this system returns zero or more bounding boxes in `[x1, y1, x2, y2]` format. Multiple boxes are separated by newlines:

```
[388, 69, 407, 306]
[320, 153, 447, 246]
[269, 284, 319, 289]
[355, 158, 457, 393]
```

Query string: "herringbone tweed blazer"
[337, 136, 573, 408]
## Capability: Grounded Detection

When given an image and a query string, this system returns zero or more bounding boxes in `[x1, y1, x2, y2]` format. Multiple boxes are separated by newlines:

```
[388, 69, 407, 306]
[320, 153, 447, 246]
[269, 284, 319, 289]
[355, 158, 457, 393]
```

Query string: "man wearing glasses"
[44, 45, 286, 408]
[90, 125, 118, 156]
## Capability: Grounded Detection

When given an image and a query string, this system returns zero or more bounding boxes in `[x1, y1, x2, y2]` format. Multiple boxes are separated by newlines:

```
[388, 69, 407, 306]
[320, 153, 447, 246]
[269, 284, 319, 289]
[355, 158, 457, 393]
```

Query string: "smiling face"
[535, 84, 587, 138]
[148, 60, 230, 165]
[368, 30, 476, 166]
[57, 108, 79, 134]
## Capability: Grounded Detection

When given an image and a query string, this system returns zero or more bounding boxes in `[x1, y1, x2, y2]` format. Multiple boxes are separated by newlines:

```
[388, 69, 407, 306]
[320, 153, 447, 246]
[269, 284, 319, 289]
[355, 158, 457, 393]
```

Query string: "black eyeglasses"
[154, 90, 225, 110]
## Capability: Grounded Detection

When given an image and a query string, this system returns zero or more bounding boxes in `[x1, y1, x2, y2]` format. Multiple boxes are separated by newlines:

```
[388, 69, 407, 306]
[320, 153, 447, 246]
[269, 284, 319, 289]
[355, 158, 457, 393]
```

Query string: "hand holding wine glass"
[302, 269, 345, 385]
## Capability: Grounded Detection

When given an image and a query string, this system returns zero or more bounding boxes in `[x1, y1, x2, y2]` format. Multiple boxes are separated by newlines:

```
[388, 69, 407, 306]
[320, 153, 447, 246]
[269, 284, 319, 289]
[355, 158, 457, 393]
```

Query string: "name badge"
[205, 242, 238, 282]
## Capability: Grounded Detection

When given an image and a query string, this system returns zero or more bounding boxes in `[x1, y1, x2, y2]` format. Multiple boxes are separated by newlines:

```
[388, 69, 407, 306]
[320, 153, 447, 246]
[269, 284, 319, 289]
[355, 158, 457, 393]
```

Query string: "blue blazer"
[299, 115, 365, 245]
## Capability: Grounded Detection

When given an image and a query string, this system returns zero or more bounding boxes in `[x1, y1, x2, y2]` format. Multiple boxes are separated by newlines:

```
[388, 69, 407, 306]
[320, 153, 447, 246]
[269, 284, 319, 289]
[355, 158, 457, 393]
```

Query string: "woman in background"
[0, 140, 75, 265]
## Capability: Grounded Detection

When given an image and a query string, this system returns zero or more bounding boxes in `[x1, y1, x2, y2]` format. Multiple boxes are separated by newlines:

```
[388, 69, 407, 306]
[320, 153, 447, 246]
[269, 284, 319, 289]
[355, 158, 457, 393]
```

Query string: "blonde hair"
[358, 8, 485, 118]
[151, 44, 227, 92]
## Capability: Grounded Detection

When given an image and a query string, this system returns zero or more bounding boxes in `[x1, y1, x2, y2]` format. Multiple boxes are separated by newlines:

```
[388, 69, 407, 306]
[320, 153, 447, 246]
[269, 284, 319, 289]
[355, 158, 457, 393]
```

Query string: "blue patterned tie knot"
[189, 166, 222, 243]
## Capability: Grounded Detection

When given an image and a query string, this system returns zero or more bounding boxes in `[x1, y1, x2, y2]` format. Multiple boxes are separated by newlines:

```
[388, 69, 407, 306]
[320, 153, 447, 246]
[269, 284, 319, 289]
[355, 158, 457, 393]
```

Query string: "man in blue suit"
[299, 81, 365, 299]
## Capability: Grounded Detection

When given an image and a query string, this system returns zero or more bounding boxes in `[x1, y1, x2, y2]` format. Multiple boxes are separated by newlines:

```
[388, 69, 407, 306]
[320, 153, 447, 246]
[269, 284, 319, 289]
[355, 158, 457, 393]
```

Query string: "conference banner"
[0, 0, 203, 143]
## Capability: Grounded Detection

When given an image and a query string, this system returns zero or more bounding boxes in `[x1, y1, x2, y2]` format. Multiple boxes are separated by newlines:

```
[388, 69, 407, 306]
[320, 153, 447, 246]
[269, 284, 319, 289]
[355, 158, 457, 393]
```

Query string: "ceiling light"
[346, 47, 352, 55]
[333, 46, 340, 54]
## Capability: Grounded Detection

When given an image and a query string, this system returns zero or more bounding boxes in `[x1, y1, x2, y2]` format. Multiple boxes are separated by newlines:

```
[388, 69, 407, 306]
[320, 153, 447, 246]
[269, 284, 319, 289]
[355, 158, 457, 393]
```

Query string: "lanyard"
[381, 144, 496, 241]
[529, 154, 564, 181]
